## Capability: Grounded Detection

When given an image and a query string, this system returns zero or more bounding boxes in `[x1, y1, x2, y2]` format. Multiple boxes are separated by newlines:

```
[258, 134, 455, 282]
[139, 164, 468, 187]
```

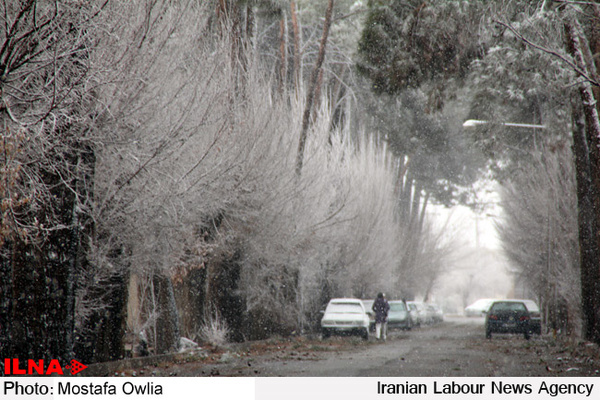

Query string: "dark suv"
[485, 300, 532, 340]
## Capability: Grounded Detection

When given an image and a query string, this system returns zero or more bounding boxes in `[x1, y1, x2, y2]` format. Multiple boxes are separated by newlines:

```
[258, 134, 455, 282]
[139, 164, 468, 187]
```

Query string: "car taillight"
[489, 314, 498, 320]
[519, 316, 530, 321]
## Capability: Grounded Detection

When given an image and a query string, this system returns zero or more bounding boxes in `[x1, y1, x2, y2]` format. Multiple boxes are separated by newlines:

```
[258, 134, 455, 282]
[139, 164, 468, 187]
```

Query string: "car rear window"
[328, 303, 364, 313]
[490, 302, 527, 312]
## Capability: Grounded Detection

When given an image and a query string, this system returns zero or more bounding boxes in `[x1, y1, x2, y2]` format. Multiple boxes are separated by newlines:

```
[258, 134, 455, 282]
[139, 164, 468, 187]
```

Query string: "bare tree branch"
[495, 18, 600, 87]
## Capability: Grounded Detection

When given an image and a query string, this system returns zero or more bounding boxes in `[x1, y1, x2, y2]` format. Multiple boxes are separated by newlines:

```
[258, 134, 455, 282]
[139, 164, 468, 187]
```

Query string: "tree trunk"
[290, 1, 301, 95]
[398, 173, 413, 224]
[295, 0, 335, 175]
[279, 9, 288, 94]
[565, 19, 600, 344]
[153, 273, 181, 354]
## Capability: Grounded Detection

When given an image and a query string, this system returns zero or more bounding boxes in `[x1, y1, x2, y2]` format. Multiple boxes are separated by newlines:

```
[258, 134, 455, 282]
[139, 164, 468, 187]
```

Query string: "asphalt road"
[116, 315, 600, 377]
[241, 316, 543, 377]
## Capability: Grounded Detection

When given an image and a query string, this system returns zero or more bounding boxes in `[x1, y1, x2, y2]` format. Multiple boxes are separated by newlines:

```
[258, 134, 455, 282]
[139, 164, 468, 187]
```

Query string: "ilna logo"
[4, 359, 88, 375]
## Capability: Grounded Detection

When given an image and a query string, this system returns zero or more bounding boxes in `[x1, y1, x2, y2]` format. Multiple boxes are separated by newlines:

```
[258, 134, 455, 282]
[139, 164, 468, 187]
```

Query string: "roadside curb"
[79, 349, 206, 377]
[78, 340, 263, 377]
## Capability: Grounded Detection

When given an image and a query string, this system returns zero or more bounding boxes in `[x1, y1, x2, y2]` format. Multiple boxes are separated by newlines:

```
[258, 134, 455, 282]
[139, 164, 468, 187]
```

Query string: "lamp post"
[465, 117, 553, 329]
[462, 119, 546, 129]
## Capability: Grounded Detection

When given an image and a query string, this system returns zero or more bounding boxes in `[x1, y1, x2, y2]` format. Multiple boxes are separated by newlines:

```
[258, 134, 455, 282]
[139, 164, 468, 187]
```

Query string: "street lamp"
[462, 119, 546, 129]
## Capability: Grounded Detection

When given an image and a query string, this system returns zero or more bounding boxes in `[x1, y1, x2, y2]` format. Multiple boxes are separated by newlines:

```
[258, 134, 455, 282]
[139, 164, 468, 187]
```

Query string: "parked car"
[406, 301, 428, 326]
[321, 298, 370, 340]
[361, 299, 376, 332]
[426, 303, 444, 323]
[465, 298, 495, 317]
[387, 300, 412, 330]
[510, 299, 541, 335]
[485, 300, 532, 340]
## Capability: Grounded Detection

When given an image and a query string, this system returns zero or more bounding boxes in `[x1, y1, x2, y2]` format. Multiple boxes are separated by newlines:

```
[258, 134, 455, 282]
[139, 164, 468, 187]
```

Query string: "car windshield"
[327, 303, 363, 314]
[389, 302, 406, 311]
[490, 302, 527, 312]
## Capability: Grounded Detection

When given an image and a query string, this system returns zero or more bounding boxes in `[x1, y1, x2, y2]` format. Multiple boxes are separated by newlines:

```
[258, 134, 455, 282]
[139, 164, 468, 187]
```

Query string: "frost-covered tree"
[356, 1, 485, 100]
[354, 1, 489, 300]
[465, 1, 600, 341]
[90, 0, 406, 347]
[498, 143, 580, 335]
[0, 0, 111, 363]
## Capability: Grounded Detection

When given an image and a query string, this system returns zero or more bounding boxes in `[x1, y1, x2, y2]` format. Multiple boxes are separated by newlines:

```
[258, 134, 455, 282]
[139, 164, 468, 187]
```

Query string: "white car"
[321, 298, 370, 340]
[426, 303, 444, 323]
[465, 298, 496, 317]
[407, 301, 429, 325]
[361, 299, 376, 332]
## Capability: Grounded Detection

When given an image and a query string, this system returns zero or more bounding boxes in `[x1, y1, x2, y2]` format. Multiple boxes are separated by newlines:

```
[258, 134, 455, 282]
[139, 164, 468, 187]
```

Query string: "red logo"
[4, 359, 88, 375]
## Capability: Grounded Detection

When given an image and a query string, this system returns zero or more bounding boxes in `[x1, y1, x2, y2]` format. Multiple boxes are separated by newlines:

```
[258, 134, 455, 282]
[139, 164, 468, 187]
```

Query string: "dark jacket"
[372, 297, 390, 323]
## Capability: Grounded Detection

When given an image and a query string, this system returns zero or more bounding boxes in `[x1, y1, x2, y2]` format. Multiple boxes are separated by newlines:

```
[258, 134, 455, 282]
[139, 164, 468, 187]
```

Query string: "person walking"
[372, 292, 390, 341]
